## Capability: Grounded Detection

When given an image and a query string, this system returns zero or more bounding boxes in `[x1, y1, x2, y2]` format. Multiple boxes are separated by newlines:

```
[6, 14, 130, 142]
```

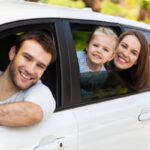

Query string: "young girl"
[77, 27, 118, 73]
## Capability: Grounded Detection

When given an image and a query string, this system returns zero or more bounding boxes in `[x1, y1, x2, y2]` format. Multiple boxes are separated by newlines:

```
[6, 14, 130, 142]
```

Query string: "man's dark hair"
[15, 30, 57, 63]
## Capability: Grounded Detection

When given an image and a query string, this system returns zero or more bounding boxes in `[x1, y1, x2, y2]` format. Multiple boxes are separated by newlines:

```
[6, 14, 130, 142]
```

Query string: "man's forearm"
[0, 101, 43, 127]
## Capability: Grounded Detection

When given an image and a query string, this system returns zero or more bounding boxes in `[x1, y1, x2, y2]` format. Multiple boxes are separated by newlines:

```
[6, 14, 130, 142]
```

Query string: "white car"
[0, 0, 150, 150]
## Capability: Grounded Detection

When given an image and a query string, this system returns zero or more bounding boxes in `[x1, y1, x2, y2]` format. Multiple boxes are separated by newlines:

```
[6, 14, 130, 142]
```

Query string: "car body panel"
[73, 92, 150, 150]
[0, 110, 78, 150]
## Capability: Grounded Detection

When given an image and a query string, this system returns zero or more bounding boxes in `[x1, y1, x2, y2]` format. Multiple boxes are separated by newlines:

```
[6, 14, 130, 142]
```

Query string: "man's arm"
[0, 101, 43, 127]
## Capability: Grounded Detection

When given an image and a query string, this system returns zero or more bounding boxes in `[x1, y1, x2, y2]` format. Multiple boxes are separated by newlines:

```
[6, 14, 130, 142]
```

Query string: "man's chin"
[16, 83, 34, 90]
[17, 85, 30, 90]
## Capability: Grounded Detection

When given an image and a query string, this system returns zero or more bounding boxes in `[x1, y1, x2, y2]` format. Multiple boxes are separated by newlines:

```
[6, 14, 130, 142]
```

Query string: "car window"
[0, 21, 61, 109]
[70, 23, 135, 103]
[71, 23, 150, 104]
[79, 71, 134, 102]
[124, 26, 150, 44]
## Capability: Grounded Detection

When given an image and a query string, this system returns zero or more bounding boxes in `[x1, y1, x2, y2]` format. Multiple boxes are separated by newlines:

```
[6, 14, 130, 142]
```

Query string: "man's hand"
[0, 101, 43, 127]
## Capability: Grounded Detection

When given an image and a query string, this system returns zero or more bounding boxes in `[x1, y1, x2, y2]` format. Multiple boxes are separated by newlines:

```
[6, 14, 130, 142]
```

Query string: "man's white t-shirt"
[0, 71, 56, 120]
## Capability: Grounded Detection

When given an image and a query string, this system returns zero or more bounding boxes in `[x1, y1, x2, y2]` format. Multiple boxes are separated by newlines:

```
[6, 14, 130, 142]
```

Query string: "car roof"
[0, 0, 150, 30]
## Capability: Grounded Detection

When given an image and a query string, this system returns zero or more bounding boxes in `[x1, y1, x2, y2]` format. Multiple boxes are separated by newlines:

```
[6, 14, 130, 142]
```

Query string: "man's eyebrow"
[23, 52, 33, 58]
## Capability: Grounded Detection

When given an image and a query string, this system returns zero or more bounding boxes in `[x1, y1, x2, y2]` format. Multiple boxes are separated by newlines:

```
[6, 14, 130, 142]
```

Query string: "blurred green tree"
[138, 0, 150, 24]
[25, 0, 150, 24]
[25, 0, 39, 1]
[39, 0, 85, 8]
[101, 1, 137, 20]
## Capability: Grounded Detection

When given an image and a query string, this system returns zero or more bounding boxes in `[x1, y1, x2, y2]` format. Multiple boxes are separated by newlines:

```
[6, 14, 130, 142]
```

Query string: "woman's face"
[114, 35, 141, 70]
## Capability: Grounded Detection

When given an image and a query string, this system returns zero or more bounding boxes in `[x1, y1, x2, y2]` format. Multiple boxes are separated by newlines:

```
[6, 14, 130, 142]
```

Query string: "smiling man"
[0, 30, 57, 127]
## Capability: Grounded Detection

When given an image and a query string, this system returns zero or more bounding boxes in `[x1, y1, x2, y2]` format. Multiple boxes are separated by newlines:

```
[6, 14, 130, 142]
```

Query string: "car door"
[73, 92, 150, 150]
[0, 110, 78, 150]
[68, 21, 150, 150]
[0, 19, 78, 150]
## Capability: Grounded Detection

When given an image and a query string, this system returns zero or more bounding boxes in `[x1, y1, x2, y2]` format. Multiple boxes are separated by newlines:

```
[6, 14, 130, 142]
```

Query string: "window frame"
[66, 19, 150, 107]
[1, 18, 150, 111]
[123, 25, 150, 44]
[0, 18, 72, 111]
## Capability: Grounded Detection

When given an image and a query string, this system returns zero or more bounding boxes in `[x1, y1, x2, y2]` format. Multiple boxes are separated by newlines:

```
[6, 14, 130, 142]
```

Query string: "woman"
[108, 30, 150, 91]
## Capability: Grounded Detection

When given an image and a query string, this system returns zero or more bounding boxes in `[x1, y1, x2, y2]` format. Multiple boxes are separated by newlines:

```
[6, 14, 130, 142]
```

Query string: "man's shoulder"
[24, 80, 51, 94]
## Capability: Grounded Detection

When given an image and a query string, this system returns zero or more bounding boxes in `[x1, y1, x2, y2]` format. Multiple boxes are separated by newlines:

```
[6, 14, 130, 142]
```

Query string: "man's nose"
[26, 63, 36, 73]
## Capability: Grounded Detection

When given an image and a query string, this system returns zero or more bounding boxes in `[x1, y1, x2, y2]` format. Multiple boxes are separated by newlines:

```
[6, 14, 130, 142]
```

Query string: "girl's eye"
[103, 48, 109, 52]
[93, 44, 99, 47]
[121, 44, 127, 49]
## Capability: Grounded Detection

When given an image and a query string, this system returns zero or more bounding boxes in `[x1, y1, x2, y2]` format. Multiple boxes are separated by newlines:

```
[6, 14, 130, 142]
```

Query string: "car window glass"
[124, 26, 150, 44]
[80, 71, 134, 102]
[71, 23, 134, 103]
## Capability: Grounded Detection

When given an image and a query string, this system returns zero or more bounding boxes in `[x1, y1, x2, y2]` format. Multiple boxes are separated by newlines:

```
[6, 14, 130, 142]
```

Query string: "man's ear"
[9, 46, 16, 61]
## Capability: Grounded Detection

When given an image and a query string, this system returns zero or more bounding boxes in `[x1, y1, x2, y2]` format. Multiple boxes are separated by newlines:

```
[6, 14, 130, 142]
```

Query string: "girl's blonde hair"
[86, 27, 118, 50]
[94, 27, 118, 41]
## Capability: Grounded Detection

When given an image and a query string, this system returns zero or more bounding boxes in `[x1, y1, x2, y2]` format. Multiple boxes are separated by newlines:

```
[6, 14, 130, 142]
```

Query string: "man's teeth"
[21, 73, 31, 80]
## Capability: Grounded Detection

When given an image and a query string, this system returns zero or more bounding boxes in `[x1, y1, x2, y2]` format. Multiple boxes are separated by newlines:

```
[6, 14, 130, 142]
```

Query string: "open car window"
[0, 20, 62, 109]
[71, 23, 142, 104]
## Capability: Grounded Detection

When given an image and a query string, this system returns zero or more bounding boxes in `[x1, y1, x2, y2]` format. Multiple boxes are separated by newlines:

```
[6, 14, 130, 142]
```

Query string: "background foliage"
[40, 0, 85, 8]
[37, 0, 150, 25]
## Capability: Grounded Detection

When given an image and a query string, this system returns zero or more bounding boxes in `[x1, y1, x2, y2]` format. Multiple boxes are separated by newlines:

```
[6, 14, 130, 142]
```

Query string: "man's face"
[9, 39, 52, 90]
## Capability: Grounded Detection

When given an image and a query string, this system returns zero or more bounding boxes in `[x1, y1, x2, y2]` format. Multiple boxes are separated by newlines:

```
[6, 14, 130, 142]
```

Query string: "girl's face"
[114, 35, 141, 70]
[86, 32, 116, 66]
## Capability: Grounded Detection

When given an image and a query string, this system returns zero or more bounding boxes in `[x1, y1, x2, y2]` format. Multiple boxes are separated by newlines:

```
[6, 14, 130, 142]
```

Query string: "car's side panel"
[0, 110, 78, 150]
[73, 92, 150, 150]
